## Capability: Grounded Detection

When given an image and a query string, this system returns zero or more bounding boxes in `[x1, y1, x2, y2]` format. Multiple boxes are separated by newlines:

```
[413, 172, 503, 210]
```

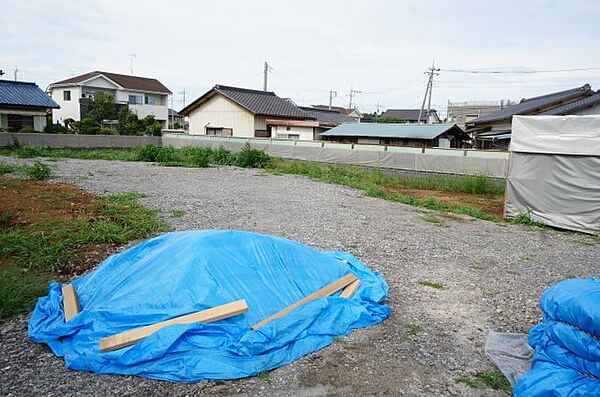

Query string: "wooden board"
[251, 273, 358, 330]
[100, 299, 248, 352]
[340, 279, 361, 298]
[62, 283, 80, 322]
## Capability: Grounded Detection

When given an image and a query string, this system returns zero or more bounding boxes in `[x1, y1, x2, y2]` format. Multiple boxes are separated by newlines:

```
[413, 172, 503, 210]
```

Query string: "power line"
[441, 67, 600, 74]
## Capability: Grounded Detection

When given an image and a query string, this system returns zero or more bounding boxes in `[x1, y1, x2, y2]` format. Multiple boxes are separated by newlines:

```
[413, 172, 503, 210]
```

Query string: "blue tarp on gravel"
[514, 278, 600, 396]
[28, 230, 390, 382]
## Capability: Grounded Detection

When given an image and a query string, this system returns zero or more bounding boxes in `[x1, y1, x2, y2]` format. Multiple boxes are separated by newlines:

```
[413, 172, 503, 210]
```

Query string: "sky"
[2, 0, 600, 117]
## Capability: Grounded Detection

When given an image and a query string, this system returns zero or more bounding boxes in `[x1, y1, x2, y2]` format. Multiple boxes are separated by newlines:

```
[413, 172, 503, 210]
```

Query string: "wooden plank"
[251, 273, 357, 330]
[62, 283, 80, 322]
[100, 299, 248, 352]
[340, 279, 361, 298]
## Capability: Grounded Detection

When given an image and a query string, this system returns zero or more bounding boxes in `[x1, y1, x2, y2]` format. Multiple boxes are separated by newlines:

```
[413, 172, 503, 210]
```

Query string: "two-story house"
[47, 71, 171, 126]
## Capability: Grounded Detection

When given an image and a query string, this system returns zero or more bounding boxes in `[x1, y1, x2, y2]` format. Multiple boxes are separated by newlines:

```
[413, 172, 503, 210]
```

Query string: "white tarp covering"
[506, 116, 600, 234]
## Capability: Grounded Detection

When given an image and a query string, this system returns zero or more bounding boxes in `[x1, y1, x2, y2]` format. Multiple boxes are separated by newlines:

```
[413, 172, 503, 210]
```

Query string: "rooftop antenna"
[263, 61, 273, 91]
[418, 60, 440, 124]
[329, 90, 337, 109]
[129, 53, 137, 75]
[14, 66, 19, 81]
[179, 88, 187, 108]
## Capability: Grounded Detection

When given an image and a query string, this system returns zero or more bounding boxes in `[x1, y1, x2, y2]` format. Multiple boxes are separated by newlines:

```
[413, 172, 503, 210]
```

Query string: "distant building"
[180, 85, 319, 140]
[319, 123, 468, 148]
[446, 100, 514, 129]
[311, 105, 362, 122]
[467, 84, 600, 149]
[47, 71, 172, 127]
[299, 106, 356, 138]
[0, 80, 59, 132]
[379, 108, 440, 124]
[168, 108, 185, 129]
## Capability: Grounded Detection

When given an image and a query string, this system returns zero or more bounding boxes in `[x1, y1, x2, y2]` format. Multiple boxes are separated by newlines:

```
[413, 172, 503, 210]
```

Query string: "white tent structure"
[505, 115, 600, 234]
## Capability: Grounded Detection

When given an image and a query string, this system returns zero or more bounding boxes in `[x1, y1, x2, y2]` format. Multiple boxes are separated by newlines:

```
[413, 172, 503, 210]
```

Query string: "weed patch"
[455, 371, 511, 394]
[417, 280, 446, 290]
[407, 324, 423, 336]
[170, 209, 186, 218]
[422, 214, 443, 224]
[25, 161, 51, 180]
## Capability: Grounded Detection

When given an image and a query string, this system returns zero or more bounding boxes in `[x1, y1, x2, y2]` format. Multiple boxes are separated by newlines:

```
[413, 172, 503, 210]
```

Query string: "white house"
[180, 85, 320, 140]
[47, 71, 171, 126]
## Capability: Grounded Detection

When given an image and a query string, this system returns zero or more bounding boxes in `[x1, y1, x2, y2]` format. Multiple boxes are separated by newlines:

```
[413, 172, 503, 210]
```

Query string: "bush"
[191, 148, 211, 168]
[25, 161, 51, 180]
[99, 127, 117, 135]
[135, 144, 161, 162]
[141, 115, 163, 136]
[17, 127, 35, 133]
[235, 143, 272, 168]
[43, 122, 68, 134]
[211, 146, 235, 165]
[155, 147, 176, 163]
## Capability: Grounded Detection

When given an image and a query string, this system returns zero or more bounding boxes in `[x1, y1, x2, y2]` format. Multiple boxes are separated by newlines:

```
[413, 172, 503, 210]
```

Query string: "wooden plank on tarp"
[251, 273, 358, 330]
[340, 279, 361, 298]
[100, 299, 248, 352]
[62, 283, 80, 322]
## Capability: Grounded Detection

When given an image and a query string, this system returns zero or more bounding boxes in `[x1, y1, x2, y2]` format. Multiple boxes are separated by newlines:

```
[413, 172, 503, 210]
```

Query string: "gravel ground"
[1, 157, 599, 397]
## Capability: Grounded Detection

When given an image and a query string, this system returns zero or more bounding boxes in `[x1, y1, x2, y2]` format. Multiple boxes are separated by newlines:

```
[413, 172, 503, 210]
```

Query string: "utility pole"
[348, 84, 362, 109]
[129, 53, 136, 75]
[329, 90, 337, 109]
[263, 61, 273, 91]
[179, 89, 187, 108]
[418, 60, 440, 124]
[13, 66, 19, 81]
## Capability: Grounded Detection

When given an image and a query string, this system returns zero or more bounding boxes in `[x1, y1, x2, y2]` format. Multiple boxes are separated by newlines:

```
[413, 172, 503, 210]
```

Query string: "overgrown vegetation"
[0, 161, 51, 180]
[454, 371, 512, 394]
[507, 211, 547, 228]
[0, 183, 169, 320]
[417, 280, 446, 290]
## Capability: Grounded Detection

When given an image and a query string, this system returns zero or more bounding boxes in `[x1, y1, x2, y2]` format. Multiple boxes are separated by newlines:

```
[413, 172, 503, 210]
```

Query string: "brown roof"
[50, 71, 171, 94]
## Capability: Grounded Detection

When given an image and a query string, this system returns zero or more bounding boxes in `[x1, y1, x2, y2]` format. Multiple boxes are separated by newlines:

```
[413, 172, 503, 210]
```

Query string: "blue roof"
[0, 80, 59, 109]
[320, 123, 461, 139]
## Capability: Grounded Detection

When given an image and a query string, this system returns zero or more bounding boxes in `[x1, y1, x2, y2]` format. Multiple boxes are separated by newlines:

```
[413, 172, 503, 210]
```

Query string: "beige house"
[180, 85, 319, 140]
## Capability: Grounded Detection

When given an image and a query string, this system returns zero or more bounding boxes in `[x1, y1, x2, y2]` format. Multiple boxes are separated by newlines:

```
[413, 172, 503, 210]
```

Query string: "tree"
[141, 115, 163, 136]
[117, 106, 142, 135]
[87, 92, 117, 125]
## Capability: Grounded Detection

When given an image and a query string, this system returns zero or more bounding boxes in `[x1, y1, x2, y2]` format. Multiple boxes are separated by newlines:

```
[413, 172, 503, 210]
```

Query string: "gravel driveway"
[1, 157, 599, 396]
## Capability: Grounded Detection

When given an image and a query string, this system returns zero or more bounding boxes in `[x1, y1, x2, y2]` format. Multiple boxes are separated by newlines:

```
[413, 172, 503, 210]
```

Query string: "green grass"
[454, 370, 512, 394]
[422, 214, 443, 224]
[407, 324, 423, 336]
[507, 211, 547, 228]
[0, 161, 51, 180]
[417, 280, 446, 290]
[170, 209, 186, 218]
[0, 191, 169, 320]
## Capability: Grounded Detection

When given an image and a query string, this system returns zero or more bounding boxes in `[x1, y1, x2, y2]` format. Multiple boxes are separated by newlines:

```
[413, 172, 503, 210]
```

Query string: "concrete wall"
[0, 132, 508, 178]
[188, 95, 255, 137]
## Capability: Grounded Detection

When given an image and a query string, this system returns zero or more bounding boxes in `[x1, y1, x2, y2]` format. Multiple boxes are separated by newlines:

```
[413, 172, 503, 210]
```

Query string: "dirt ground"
[1, 157, 599, 397]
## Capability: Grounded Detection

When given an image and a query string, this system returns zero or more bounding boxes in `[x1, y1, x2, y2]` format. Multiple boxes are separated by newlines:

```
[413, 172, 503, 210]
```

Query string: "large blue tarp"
[28, 230, 390, 382]
[514, 278, 600, 396]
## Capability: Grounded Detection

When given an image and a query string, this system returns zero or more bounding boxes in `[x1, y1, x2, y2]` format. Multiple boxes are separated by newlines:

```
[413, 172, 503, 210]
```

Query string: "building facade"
[0, 80, 59, 132]
[47, 71, 171, 126]
[446, 100, 514, 129]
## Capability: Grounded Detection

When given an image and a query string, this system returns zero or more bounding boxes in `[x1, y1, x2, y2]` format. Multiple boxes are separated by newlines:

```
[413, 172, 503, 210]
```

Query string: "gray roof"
[0, 80, 59, 109]
[180, 85, 313, 119]
[380, 109, 438, 121]
[470, 84, 594, 124]
[299, 106, 356, 126]
[320, 123, 463, 140]
[539, 91, 600, 115]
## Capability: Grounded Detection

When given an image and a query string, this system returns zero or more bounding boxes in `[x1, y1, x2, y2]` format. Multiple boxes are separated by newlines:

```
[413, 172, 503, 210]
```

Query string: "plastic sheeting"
[506, 116, 600, 234]
[485, 331, 533, 387]
[28, 230, 390, 382]
[514, 278, 600, 396]
[511, 115, 600, 156]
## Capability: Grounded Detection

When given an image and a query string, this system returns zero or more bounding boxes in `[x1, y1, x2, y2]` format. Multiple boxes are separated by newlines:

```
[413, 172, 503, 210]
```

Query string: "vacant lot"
[1, 156, 598, 396]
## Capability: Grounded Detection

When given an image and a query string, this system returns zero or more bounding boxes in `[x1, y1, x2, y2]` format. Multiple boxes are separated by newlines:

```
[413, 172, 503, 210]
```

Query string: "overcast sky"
[2, 0, 600, 116]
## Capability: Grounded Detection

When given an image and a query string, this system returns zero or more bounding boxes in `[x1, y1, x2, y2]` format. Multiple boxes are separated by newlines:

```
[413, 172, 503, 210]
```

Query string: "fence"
[0, 132, 509, 178]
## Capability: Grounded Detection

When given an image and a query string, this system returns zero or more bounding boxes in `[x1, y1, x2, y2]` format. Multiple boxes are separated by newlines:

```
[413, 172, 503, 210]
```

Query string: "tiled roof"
[311, 105, 361, 116]
[380, 109, 438, 121]
[299, 106, 356, 126]
[181, 85, 314, 119]
[470, 84, 593, 124]
[539, 92, 600, 115]
[50, 71, 171, 94]
[320, 123, 462, 140]
[0, 80, 59, 109]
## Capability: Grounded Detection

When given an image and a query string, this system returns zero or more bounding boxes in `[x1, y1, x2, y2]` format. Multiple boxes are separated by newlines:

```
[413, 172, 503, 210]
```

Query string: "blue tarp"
[514, 278, 600, 396]
[28, 230, 390, 382]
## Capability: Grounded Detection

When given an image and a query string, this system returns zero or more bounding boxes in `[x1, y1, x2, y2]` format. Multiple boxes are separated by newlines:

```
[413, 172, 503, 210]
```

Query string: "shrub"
[17, 127, 35, 133]
[99, 127, 117, 135]
[141, 115, 163, 136]
[211, 146, 235, 165]
[155, 147, 176, 163]
[191, 148, 211, 168]
[43, 122, 68, 134]
[135, 144, 160, 162]
[235, 143, 272, 168]
[25, 161, 51, 180]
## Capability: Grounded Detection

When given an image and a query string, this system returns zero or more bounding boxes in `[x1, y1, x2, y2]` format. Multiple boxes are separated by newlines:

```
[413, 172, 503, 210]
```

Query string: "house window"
[145, 95, 157, 105]
[63, 90, 71, 101]
[206, 127, 233, 136]
[278, 134, 299, 140]
[128, 95, 143, 105]
[7, 114, 34, 132]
